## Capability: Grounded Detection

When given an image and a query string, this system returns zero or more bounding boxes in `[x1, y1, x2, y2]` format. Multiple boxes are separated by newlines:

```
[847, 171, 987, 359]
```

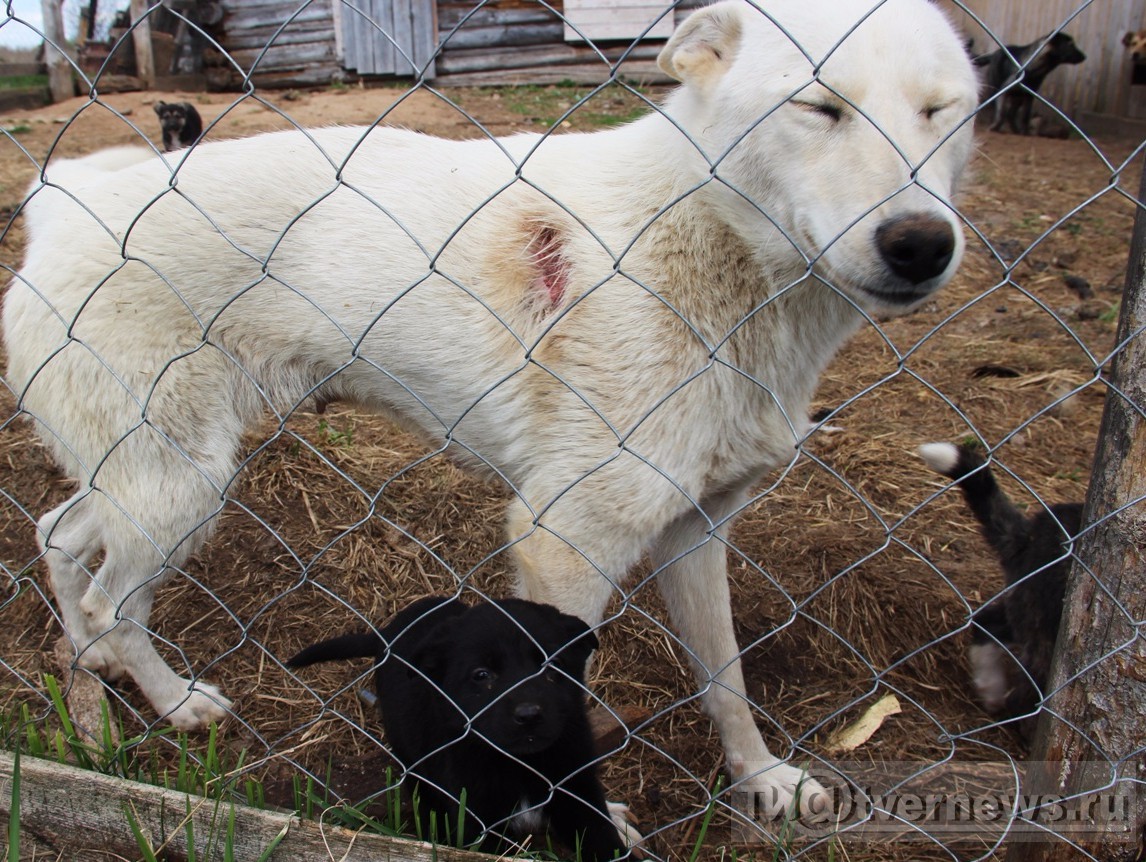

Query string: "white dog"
[4, 0, 977, 819]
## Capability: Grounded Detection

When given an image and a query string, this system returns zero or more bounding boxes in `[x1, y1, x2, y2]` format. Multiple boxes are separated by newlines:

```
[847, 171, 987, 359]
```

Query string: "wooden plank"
[332, 0, 345, 68]
[392, 0, 416, 75]
[244, 64, 350, 87]
[435, 40, 660, 73]
[340, 0, 359, 70]
[225, 25, 339, 52]
[230, 42, 339, 70]
[432, 59, 668, 86]
[562, 0, 673, 42]
[39, 0, 73, 102]
[438, 5, 559, 30]
[374, 0, 397, 77]
[359, 0, 382, 74]
[440, 22, 563, 51]
[224, 2, 333, 29]
[411, 0, 438, 78]
[0, 750, 493, 862]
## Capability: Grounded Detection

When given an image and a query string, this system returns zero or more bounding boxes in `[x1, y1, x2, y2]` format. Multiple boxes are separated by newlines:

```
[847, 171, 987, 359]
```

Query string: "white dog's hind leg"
[651, 495, 830, 821]
[90, 434, 237, 728]
[38, 492, 123, 680]
[81, 543, 231, 730]
[39, 488, 230, 727]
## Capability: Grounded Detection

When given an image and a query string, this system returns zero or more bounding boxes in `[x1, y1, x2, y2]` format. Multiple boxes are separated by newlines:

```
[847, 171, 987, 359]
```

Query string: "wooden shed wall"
[432, 0, 700, 85]
[950, 0, 1146, 120]
[217, 0, 701, 88]
[217, 0, 343, 88]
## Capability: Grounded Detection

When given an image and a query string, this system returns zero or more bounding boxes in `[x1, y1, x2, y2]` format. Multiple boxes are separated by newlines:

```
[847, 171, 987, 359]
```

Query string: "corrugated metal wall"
[950, 0, 1146, 120]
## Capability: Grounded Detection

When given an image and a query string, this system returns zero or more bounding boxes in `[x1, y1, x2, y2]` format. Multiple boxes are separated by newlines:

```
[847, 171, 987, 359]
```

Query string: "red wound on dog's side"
[528, 225, 570, 309]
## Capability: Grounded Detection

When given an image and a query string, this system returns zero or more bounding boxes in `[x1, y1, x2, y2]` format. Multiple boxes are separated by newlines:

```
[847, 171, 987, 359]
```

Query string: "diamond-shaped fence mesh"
[0, 0, 1143, 860]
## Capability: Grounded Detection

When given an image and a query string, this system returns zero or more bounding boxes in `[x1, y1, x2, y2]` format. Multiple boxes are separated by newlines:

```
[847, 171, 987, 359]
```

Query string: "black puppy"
[974, 32, 1086, 134]
[289, 596, 628, 860]
[920, 442, 1082, 739]
[154, 101, 204, 151]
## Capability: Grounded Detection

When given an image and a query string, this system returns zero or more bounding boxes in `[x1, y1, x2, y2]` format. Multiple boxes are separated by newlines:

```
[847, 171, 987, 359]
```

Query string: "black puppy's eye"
[470, 667, 494, 683]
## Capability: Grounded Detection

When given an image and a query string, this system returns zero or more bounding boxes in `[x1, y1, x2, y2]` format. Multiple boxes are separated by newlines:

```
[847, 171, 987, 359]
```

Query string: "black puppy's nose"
[513, 702, 544, 726]
[876, 215, 955, 285]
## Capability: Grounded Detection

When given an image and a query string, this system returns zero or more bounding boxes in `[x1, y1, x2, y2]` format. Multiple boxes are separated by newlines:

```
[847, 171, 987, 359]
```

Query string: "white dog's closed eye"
[791, 99, 847, 124]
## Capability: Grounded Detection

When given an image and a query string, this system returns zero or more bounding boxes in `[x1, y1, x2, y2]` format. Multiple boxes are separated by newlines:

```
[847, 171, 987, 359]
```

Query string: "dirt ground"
[0, 83, 1141, 861]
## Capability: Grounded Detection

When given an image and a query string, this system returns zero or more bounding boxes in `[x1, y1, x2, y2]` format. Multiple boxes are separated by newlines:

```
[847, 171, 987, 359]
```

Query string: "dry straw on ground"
[0, 85, 1139, 860]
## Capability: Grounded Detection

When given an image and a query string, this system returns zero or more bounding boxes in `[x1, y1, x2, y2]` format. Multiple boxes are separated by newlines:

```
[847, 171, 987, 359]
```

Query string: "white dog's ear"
[657, 2, 744, 87]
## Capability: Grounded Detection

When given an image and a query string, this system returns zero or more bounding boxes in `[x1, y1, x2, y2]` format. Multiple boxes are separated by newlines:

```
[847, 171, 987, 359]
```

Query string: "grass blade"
[255, 820, 291, 862]
[7, 745, 19, 862]
[123, 802, 161, 862]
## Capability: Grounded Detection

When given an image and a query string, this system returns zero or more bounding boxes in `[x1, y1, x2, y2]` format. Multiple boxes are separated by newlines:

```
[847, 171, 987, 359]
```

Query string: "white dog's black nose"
[875, 215, 956, 285]
[513, 702, 544, 725]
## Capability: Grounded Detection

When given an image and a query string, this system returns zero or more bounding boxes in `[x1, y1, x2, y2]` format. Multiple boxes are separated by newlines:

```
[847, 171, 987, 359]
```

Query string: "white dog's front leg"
[652, 501, 830, 821]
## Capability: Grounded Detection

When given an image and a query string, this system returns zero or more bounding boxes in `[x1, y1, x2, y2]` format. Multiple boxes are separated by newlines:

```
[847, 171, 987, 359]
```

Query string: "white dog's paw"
[75, 641, 126, 683]
[741, 762, 832, 822]
[607, 801, 644, 849]
[160, 682, 232, 730]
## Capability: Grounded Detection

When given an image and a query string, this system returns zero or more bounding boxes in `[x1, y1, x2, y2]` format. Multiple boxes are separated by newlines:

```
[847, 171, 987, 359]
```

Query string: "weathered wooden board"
[0, 750, 492, 862]
[562, 0, 673, 42]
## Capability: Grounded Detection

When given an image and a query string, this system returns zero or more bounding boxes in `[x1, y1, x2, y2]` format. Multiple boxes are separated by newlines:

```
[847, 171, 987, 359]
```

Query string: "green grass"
[6, 745, 18, 862]
[0, 74, 48, 90]
[0, 679, 596, 859]
[475, 82, 653, 131]
[1100, 300, 1121, 324]
[0, 680, 414, 859]
[317, 416, 354, 447]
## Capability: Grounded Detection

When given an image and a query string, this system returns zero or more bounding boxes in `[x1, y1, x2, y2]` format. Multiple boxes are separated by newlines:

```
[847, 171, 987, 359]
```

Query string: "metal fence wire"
[0, 0, 1144, 860]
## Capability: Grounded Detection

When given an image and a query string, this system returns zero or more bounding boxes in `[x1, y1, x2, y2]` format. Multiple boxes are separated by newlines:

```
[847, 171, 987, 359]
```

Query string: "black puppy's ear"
[153, 101, 166, 114]
[378, 596, 467, 682]
[550, 612, 598, 677]
[408, 629, 453, 684]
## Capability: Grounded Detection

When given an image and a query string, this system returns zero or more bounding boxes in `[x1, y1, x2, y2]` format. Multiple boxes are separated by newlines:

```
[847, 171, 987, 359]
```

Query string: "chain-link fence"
[1, 0, 1143, 859]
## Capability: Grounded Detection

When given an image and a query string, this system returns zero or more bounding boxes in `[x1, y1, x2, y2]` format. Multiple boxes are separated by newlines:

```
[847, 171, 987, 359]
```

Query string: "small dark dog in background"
[974, 32, 1086, 134]
[1123, 29, 1146, 63]
[1123, 30, 1146, 85]
[154, 101, 203, 151]
[289, 595, 631, 860]
[920, 442, 1082, 740]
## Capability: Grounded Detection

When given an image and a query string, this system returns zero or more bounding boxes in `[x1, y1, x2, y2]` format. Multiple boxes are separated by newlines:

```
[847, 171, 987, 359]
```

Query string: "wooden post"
[129, 0, 154, 88]
[39, 0, 73, 103]
[1006, 172, 1146, 860]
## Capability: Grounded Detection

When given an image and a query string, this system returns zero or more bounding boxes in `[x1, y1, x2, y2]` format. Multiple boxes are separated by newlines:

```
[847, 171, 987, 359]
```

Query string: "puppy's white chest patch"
[510, 798, 547, 834]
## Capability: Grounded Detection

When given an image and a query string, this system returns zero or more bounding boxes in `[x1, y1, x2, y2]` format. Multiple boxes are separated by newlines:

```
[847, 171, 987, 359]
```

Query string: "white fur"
[3, 0, 977, 820]
[969, 642, 1011, 715]
[919, 442, 961, 476]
